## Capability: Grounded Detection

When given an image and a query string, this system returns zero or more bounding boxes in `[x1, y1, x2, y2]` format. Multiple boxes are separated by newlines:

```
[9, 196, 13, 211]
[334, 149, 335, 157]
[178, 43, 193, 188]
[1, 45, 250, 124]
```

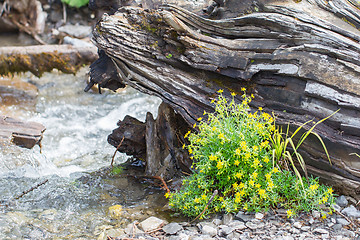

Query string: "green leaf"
[61, 0, 89, 8]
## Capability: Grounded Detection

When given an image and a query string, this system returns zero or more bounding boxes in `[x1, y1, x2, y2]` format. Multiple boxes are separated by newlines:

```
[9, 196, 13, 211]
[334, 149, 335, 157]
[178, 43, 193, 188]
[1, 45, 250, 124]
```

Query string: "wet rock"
[58, 24, 92, 39]
[139, 216, 166, 232]
[163, 222, 183, 235]
[108, 205, 123, 219]
[201, 225, 217, 237]
[124, 222, 144, 235]
[341, 205, 360, 218]
[336, 196, 349, 207]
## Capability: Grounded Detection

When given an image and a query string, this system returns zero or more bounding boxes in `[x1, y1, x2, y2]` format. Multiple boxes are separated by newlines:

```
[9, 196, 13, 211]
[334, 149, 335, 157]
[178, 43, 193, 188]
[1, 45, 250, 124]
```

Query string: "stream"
[0, 67, 172, 239]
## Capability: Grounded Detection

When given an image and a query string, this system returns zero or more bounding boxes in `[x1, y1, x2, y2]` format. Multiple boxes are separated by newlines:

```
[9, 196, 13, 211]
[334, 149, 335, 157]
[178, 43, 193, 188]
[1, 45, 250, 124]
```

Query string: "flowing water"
[0, 67, 171, 239]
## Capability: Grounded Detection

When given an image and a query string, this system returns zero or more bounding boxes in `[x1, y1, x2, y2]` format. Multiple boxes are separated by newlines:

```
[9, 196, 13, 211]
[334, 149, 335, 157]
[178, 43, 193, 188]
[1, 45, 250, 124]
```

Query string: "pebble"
[336, 195, 349, 207]
[94, 202, 360, 240]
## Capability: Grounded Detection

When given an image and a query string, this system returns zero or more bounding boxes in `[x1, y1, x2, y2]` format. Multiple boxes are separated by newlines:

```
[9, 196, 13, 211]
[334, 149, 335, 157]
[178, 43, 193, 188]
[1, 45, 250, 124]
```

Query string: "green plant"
[61, 0, 89, 8]
[168, 89, 335, 219]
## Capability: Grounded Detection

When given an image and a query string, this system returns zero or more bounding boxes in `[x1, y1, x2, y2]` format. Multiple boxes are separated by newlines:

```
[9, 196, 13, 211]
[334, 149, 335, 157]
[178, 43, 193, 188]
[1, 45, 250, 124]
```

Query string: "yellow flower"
[217, 89, 224, 93]
[258, 107, 263, 111]
[212, 126, 217, 131]
[242, 100, 247, 105]
[211, 99, 215, 103]
[241, 87, 246, 91]
[216, 161, 224, 169]
[309, 184, 319, 191]
[182, 143, 185, 149]
[322, 214, 327, 219]
[234, 160, 240, 166]
[239, 182, 245, 189]
[272, 167, 280, 173]
[265, 173, 272, 180]
[197, 117, 202, 121]
[252, 172, 258, 179]
[195, 198, 200, 203]
[253, 158, 260, 168]
[260, 141, 269, 148]
[322, 196, 328, 203]
[203, 110, 206, 115]
[201, 194, 207, 200]
[258, 189, 266, 198]
[233, 182, 238, 189]
[240, 189, 246, 196]
[164, 192, 170, 198]
[286, 209, 294, 218]
[184, 130, 191, 138]
[267, 180, 274, 189]
[251, 94, 255, 98]
[209, 154, 217, 161]
[253, 146, 259, 152]
[235, 172, 243, 179]
[235, 148, 241, 156]
[219, 197, 224, 202]
[327, 187, 333, 194]
[249, 180, 255, 186]
[231, 92, 236, 96]
[193, 123, 196, 128]
[188, 148, 193, 154]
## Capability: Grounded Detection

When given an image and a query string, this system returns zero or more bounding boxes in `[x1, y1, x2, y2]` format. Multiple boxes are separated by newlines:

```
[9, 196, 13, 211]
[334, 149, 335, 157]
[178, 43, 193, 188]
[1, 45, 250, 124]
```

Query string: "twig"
[151, 176, 170, 193]
[62, 2, 67, 24]
[146, 227, 164, 234]
[335, 210, 359, 229]
[190, 190, 218, 223]
[8, 17, 46, 45]
[14, 179, 48, 200]
[111, 136, 125, 167]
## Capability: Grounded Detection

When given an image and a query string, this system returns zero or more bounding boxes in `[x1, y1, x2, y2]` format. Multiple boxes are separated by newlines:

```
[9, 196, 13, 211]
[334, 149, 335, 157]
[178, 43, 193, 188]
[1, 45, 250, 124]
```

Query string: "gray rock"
[333, 203, 342, 213]
[245, 219, 265, 230]
[274, 236, 294, 240]
[336, 195, 349, 207]
[293, 221, 302, 229]
[58, 24, 92, 38]
[227, 231, 241, 240]
[255, 212, 264, 220]
[341, 205, 360, 218]
[163, 222, 183, 235]
[312, 210, 321, 219]
[201, 225, 217, 237]
[139, 216, 166, 232]
[336, 218, 350, 226]
[212, 218, 222, 226]
[313, 228, 329, 234]
[222, 213, 234, 225]
[63, 36, 94, 48]
[218, 226, 233, 237]
[229, 221, 247, 230]
[235, 211, 254, 222]
[332, 224, 343, 231]
[124, 223, 144, 235]
[171, 232, 190, 240]
[300, 226, 311, 231]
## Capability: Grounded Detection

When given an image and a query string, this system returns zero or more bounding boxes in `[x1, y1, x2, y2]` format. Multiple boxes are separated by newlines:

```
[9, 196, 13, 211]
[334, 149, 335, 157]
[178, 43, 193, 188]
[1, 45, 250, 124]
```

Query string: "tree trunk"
[89, 0, 360, 196]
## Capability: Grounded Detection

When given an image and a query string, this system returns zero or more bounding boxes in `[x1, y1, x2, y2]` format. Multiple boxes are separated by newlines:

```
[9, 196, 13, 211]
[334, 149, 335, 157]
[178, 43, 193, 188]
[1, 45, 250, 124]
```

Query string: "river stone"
[245, 219, 265, 230]
[163, 222, 183, 235]
[58, 24, 92, 38]
[293, 221, 302, 229]
[201, 225, 217, 237]
[336, 195, 349, 207]
[218, 225, 233, 236]
[229, 220, 247, 230]
[139, 216, 166, 232]
[255, 212, 264, 220]
[222, 213, 234, 225]
[341, 205, 360, 218]
[235, 211, 254, 222]
[124, 223, 144, 235]
[108, 205, 123, 219]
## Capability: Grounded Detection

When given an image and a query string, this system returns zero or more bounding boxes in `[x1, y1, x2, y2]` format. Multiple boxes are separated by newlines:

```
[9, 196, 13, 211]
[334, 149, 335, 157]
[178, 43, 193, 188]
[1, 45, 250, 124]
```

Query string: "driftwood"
[89, 0, 360, 195]
[0, 116, 45, 148]
[0, 44, 98, 77]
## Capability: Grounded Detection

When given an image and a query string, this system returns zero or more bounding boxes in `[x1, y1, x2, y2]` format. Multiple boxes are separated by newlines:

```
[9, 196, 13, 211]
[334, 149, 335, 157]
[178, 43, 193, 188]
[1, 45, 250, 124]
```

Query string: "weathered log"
[0, 116, 45, 148]
[90, 0, 360, 195]
[0, 44, 98, 77]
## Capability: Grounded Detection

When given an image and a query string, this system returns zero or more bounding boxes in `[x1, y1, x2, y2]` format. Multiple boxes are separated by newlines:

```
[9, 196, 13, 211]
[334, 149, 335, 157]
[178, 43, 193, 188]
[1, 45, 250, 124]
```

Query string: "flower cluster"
[168, 90, 335, 218]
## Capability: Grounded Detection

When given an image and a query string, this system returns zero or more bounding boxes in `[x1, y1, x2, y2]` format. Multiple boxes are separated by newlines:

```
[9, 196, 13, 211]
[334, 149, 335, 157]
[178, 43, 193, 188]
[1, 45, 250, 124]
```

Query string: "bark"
[0, 44, 98, 77]
[90, 0, 360, 195]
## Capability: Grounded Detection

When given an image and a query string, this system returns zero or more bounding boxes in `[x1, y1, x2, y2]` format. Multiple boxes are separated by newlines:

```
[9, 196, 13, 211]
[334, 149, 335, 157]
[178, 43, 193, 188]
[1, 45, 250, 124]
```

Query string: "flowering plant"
[168, 89, 334, 218]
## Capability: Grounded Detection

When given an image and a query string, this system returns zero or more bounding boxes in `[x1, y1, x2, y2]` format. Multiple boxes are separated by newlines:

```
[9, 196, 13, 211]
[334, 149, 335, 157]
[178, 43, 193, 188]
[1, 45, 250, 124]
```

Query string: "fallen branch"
[111, 136, 125, 167]
[14, 179, 48, 200]
[190, 190, 218, 223]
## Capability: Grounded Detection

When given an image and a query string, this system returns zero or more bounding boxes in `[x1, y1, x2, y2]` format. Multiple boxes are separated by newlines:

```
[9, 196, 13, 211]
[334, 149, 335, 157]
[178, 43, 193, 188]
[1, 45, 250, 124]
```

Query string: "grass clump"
[168, 89, 335, 219]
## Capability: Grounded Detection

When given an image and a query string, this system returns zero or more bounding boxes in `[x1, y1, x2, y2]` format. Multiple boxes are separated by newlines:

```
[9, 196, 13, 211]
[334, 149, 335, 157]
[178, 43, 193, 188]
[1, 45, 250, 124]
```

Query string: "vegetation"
[167, 89, 335, 219]
[61, 0, 89, 8]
